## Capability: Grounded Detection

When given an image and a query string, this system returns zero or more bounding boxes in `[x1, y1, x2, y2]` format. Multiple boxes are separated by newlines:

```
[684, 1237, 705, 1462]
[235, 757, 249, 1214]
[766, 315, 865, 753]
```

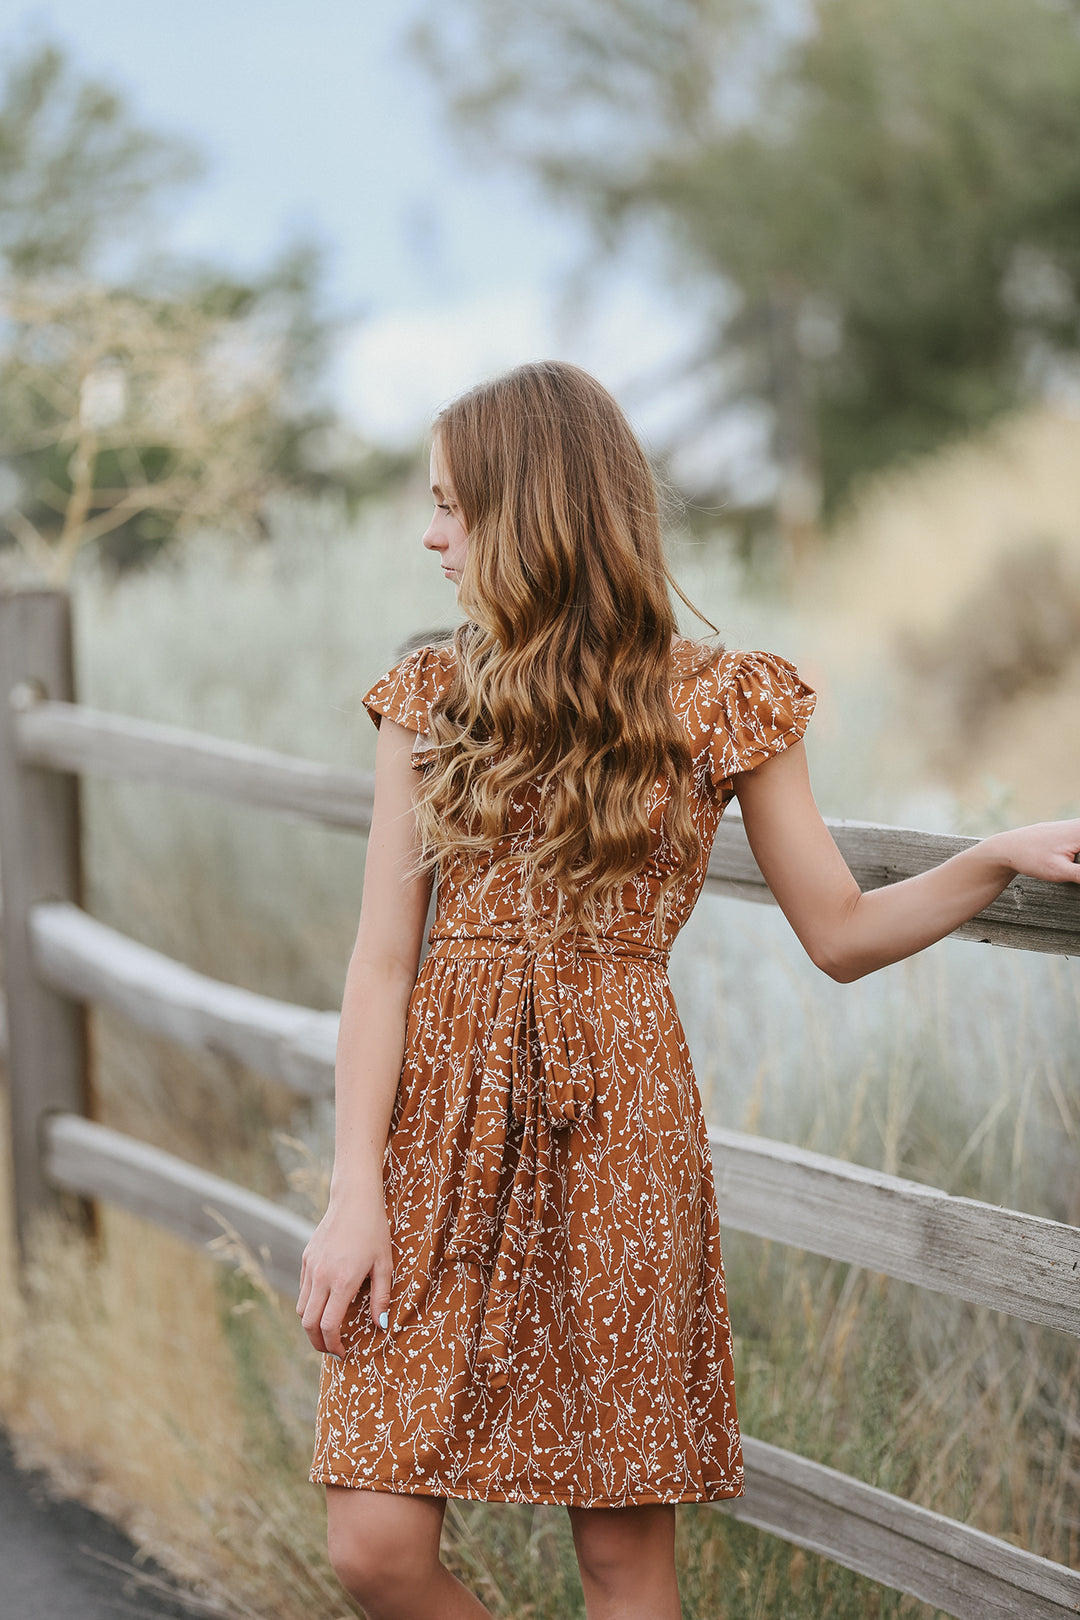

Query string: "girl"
[296, 360, 1080, 1620]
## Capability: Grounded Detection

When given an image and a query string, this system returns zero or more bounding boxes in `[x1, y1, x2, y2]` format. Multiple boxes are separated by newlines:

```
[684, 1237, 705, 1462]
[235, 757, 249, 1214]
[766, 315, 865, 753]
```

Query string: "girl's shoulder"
[669, 635, 806, 691]
[670, 636, 817, 784]
[362, 635, 457, 735]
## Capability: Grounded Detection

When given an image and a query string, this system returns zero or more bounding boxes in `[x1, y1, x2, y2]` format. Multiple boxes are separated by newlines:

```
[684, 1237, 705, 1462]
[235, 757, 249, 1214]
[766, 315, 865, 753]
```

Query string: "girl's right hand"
[296, 1192, 393, 1358]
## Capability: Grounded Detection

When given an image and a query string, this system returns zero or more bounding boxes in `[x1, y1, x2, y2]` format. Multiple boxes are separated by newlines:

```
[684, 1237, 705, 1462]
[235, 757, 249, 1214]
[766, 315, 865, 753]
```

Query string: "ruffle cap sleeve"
[708, 649, 816, 789]
[361, 642, 454, 737]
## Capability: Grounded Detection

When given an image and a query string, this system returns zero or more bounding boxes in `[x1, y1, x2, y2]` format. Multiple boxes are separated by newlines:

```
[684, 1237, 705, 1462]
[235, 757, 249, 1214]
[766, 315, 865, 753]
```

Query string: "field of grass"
[1, 414, 1079, 1616]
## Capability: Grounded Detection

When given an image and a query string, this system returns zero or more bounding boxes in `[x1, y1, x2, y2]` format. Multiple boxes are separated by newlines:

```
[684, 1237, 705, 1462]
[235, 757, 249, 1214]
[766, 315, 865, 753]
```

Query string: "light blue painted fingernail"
[379, 1310, 389, 1331]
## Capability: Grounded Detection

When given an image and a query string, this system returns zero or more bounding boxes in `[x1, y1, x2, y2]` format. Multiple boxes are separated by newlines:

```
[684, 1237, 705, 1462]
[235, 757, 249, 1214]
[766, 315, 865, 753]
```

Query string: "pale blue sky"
[2, 2, 760, 483]
[4, 0, 583, 311]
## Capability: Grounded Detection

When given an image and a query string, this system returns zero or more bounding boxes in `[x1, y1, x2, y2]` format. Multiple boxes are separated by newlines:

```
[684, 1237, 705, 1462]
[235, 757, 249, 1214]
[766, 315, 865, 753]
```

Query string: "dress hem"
[308, 1472, 745, 1509]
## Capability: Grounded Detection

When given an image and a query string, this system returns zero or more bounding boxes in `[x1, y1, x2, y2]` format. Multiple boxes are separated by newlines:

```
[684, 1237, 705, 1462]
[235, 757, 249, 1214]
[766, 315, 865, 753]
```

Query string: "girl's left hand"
[986, 819, 1080, 886]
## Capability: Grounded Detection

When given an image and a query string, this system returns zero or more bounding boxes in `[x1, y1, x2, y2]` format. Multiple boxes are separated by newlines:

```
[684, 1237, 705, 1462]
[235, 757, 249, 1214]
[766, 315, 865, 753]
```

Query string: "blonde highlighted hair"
[414, 360, 717, 942]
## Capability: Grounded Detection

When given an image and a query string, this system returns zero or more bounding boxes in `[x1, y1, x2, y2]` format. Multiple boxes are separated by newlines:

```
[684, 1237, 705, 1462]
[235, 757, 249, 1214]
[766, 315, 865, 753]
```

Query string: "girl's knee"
[325, 1487, 444, 1608]
[327, 1524, 398, 1603]
[570, 1503, 676, 1590]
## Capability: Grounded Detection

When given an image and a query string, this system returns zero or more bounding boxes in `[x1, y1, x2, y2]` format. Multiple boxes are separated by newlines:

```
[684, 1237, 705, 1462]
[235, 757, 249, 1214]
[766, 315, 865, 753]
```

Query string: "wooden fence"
[1, 587, 1079, 1618]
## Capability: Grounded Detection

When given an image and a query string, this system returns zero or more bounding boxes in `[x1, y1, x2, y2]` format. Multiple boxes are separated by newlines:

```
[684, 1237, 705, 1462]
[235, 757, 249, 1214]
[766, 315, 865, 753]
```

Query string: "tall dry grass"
[0, 1096, 344, 1617]
[1, 418, 1079, 1615]
[807, 402, 1080, 823]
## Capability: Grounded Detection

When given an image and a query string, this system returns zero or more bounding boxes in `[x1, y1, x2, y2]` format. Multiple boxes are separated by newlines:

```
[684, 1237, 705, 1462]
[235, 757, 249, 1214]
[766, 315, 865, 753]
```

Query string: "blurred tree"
[0, 41, 201, 278]
[2, 268, 327, 581]
[0, 42, 409, 578]
[414, 0, 1080, 548]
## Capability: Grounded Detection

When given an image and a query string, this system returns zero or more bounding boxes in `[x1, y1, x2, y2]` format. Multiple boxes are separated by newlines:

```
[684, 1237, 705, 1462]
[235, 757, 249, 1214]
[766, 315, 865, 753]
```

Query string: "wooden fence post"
[0, 589, 91, 1256]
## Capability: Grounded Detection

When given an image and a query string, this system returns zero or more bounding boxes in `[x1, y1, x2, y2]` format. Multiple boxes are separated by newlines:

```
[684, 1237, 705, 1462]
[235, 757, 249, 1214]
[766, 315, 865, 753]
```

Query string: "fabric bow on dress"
[435, 931, 665, 1388]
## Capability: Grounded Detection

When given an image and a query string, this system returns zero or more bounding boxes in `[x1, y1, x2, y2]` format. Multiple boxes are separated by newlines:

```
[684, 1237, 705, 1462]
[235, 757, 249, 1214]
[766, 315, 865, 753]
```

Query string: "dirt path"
[0, 1429, 224, 1619]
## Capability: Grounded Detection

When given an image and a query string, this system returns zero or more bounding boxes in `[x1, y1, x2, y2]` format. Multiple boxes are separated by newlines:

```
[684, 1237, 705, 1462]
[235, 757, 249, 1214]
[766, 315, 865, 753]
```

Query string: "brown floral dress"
[310, 636, 816, 1507]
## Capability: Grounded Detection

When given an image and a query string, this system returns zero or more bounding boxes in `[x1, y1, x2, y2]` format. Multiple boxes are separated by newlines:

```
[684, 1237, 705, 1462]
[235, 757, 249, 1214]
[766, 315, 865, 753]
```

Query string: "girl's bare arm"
[735, 740, 1080, 983]
[297, 715, 431, 1355]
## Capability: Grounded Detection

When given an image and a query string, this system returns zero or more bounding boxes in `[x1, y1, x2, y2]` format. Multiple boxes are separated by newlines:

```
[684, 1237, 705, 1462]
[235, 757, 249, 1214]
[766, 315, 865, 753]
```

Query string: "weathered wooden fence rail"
[2, 588, 1079, 1619]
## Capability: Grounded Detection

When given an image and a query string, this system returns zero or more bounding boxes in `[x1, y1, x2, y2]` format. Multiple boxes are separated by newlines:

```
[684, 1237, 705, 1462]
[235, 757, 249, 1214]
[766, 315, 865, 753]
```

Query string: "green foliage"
[0, 42, 409, 581]
[0, 270, 343, 579]
[416, 0, 1080, 515]
[0, 41, 201, 277]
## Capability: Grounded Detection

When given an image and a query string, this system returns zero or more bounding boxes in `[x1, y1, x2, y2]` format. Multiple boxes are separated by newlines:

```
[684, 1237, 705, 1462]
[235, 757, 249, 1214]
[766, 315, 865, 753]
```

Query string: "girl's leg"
[325, 1486, 493, 1620]
[568, 1503, 681, 1620]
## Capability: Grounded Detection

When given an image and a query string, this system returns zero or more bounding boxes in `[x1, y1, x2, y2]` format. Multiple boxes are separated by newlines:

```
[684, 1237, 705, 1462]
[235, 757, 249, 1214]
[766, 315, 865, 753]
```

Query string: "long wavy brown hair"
[414, 360, 718, 943]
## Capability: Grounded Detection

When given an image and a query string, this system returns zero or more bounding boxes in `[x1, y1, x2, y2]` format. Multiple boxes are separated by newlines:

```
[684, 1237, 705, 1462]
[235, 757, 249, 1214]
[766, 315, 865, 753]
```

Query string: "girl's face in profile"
[423, 439, 469, 588]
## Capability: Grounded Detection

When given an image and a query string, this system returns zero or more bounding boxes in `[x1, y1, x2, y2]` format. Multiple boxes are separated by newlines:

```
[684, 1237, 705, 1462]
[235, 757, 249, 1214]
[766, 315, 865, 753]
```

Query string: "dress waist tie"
[428, 932, 668, 1389]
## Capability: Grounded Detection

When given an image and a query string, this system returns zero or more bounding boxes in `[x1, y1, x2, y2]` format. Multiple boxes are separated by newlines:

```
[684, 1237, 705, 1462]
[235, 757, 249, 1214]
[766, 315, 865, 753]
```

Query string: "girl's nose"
[422, 520, 443, 551]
